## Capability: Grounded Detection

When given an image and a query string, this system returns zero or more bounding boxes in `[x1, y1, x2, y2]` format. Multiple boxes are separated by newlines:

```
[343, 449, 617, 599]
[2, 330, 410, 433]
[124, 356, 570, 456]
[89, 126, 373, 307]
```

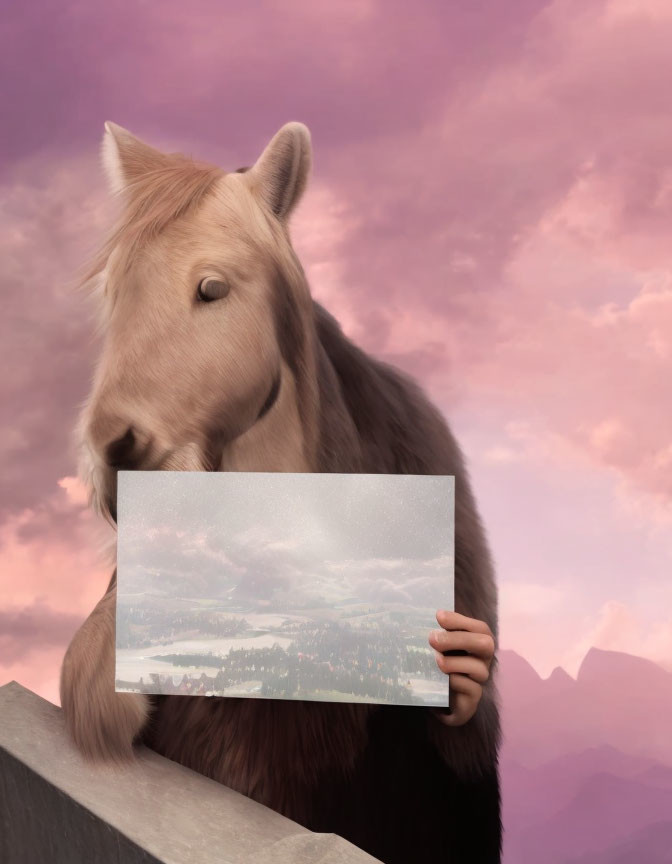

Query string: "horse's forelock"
[77, 156, 224, 294]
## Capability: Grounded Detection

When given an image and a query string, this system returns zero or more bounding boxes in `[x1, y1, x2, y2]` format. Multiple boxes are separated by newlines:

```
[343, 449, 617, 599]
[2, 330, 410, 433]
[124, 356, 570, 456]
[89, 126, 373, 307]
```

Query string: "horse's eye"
[197, 278, 230, 302]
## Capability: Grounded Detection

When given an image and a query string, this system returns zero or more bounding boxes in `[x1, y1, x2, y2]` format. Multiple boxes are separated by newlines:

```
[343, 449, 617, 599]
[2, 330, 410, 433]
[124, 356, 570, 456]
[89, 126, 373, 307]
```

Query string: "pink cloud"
[0, 489, 110, 613]
[0, 477, 113, 703]
[568, 601, 672, 675]
[2, 646, 69, 706]
[304, 0, 672, 516]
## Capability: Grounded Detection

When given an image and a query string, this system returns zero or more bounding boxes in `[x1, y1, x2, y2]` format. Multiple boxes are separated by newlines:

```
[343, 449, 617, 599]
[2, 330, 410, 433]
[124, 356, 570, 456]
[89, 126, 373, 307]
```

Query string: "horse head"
[77, 122, 320, 523]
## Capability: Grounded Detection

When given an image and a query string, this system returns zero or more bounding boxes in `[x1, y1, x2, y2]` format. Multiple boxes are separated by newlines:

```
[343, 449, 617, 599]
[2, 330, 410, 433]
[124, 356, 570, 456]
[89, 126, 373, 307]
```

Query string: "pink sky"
[2, 0, 672, 705]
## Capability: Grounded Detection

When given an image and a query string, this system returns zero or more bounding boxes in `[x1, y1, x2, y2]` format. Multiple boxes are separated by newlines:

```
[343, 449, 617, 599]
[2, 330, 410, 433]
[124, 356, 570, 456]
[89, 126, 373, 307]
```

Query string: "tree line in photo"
[116, 605, 250, 648]
[124, 619, 442, 704]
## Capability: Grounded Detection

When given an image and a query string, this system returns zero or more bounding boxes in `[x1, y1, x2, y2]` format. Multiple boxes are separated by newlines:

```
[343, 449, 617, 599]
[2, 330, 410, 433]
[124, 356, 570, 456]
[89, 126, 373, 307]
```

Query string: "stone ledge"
[0, 681, 380, 864]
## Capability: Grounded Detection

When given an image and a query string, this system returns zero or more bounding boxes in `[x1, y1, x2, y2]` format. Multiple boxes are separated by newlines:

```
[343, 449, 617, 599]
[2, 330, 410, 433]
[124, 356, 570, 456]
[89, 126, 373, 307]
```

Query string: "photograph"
[115, 471, 455, 707]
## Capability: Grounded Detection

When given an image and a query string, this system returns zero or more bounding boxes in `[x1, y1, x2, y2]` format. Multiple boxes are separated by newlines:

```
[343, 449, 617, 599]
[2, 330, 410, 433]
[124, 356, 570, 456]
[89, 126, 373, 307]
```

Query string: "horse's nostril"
[105, 427, 137, 469]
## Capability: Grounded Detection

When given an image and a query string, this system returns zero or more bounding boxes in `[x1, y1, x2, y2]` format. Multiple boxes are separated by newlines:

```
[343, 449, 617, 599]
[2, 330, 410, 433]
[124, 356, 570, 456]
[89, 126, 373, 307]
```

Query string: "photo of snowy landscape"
[115, 471, 454, 707]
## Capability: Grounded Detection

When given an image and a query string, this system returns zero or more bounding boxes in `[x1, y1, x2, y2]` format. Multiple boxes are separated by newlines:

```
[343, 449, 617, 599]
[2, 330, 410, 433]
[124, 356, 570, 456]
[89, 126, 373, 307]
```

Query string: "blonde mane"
[78, 155, 223, 291]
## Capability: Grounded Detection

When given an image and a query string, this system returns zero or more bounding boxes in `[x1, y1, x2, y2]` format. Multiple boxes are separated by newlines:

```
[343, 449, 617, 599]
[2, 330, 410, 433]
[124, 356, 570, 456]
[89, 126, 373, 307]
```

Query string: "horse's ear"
[246, 122, 312, 220]
[101, 121, 168, 196]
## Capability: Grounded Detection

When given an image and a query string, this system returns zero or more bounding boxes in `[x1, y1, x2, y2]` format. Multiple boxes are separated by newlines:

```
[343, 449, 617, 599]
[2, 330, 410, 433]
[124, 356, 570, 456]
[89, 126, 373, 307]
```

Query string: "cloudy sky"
[117, 472, 454, 611]
[2, 0, 672, 704]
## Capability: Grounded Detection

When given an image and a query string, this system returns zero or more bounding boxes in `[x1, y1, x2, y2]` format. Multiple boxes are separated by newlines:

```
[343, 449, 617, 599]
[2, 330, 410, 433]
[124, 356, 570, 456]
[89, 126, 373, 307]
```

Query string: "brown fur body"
[60, 123, 502, 863]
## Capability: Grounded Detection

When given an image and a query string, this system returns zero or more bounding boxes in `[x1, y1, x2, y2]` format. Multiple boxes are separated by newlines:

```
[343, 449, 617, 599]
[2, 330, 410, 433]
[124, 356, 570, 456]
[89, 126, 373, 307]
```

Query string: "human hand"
[427, 610, 495, 727]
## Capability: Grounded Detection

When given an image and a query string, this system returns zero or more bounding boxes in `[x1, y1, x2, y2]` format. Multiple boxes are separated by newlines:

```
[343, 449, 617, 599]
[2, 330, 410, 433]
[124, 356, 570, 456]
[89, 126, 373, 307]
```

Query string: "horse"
[60, 121, 502, 864]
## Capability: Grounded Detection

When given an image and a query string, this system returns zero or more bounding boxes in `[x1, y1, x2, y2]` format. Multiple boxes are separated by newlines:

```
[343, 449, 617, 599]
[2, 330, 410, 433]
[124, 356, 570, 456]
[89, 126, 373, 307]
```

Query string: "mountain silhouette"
[499, 647, 672, 864]
[499, 647, 672, 768]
